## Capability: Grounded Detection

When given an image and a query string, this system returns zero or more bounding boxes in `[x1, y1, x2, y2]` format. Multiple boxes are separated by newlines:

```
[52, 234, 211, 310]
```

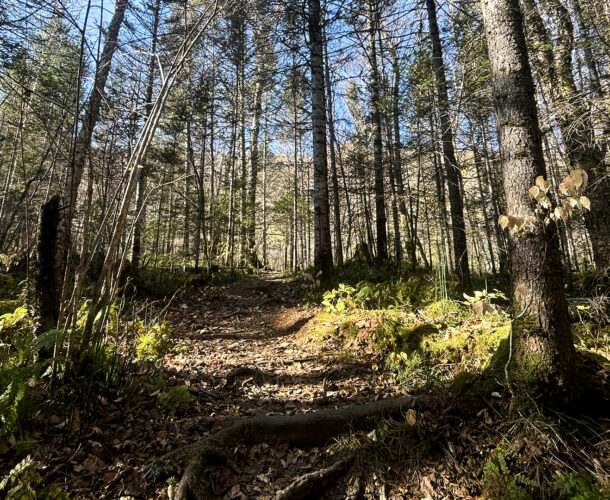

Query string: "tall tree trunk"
[324, 27, 344, 267]
[45, 0, 127, 329]
[183, 119, 193, 266]
[481, 0, 576, 402]
[391, 47, 415, 269]
[469, 128, 497, 274]
[194, 110, 207, 272]
[132, 0, 161, 268]
[247, 41, 265, 267]
[262, 109, 268, 267]
[308, 0, 333, 280]
[430, 113, 452, 272]
[61, 0, 128, 255]
[368, 0, 388, 261]
[521, 0, 610, 271]
[425, 0, 470, 288]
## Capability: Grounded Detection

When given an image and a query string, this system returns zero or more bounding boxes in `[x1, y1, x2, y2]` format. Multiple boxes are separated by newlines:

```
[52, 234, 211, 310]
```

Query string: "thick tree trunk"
[425, 0, 470, 288]
[308, 0, 333, 280]
[481, 0, 576, 403]
[35, 195, 61, 334]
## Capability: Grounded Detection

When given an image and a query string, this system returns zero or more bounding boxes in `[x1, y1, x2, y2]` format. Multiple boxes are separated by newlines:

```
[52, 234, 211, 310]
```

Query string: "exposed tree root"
[170, 394, 479, 499]
[274, 452, 355, 500]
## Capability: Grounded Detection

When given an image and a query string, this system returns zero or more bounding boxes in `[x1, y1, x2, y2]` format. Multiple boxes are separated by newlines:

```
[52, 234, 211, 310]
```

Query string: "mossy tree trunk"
[481, 0, 576, 403]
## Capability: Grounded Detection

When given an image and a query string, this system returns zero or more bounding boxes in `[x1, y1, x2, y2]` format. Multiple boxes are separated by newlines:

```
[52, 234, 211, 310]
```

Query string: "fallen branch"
[274, 452, 355, 500]
[169, 394, 479, 499]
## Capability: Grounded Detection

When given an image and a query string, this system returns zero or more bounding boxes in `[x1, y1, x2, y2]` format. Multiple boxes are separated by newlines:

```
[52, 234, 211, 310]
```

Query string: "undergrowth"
[0, 280, 183, 488]
[306, 264, 609, 497]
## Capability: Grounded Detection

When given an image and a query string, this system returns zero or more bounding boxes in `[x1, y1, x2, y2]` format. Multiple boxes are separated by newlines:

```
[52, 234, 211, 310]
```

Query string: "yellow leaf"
[508, 215, 523, 229]
[539, 196, 552, 209]
[528, 186, 540, 199]
[580, 196, 591, 210]
[498, 215, 509, 229]
[523, 215, 536, 225]
[406, 409, 416, 426]
[535, 176, 550, 192]
[570, 169, 587, 190]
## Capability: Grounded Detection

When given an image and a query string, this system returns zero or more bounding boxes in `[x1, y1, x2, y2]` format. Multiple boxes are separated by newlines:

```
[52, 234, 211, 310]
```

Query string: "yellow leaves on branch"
[499, 170, 590, 231]
[498, 214, 536, 231]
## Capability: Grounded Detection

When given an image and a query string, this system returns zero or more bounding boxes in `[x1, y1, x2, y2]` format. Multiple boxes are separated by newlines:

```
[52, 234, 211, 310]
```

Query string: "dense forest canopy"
[0, 0, 608, 497]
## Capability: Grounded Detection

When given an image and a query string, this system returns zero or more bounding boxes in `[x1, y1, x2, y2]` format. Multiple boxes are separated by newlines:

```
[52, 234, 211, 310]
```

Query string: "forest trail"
[148, 272, 408, 498]
[164, 272, 402, 419]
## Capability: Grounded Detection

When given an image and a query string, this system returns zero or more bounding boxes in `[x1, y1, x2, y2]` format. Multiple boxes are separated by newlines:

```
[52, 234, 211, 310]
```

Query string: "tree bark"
[481, 0, 576, 403]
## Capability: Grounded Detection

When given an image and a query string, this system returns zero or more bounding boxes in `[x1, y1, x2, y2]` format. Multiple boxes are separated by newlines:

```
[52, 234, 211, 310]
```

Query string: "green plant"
[483, 447, 533, 500]
[553, 472, 603, 500]
[322, 283, 357, 313]
[136, 319, 172, 359]
[156, 386, 195, 418]
[0, 455, 41, 499]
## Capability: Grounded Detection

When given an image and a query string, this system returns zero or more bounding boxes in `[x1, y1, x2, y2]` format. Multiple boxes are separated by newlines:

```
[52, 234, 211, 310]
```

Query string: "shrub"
[553, 472, 603, 500]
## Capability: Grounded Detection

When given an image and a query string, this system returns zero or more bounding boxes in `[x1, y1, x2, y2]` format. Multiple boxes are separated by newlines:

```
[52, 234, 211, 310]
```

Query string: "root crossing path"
[155, 272, 421, 498]
[55, 273, 476, 499]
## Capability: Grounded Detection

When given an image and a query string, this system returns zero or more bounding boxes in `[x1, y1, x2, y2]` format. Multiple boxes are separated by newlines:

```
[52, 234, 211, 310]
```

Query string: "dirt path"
[164, 272, 403, 418]
[142, 272, 409, 498]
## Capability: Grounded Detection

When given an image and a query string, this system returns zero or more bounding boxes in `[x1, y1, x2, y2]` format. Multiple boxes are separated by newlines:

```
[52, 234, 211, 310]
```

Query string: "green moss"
[422, 299, 463, 320]
[0, 299, 19, 316]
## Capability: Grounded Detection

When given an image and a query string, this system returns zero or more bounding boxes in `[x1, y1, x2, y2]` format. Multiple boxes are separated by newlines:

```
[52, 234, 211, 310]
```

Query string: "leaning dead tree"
[63, 0, 225, 354]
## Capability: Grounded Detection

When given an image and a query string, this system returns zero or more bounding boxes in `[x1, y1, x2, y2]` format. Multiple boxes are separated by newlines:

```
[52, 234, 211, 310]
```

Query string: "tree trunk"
[60, 0, 128, 254]
[132, 0, 160, 269]
[324, 27, 344, 267]
[521, 0, 610, 271]
[481, 0, 576, 403]
[308, 0, 333, 280]
[425, 0, 470, 288]
[35, 195, 61, 334]
[368, 0, 388, 262]
[247, 41, 265, 267]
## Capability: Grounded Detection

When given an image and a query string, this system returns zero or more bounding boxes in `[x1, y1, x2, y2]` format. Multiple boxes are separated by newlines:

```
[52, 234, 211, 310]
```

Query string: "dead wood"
[171, 394, 479, 500]
[274, 452, 355, 500]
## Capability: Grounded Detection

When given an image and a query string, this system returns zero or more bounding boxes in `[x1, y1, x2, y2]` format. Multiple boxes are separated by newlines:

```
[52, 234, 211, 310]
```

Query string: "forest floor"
[2, 272, 609, 498]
